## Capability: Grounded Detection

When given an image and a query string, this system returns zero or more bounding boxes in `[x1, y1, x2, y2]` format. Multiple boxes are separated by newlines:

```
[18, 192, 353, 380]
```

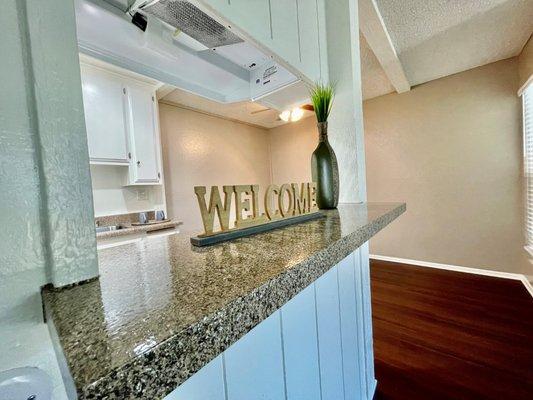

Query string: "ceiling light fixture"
[279, 110, 291, 122]
[279, 107, 304, 123]
[290, 107, 304, 122]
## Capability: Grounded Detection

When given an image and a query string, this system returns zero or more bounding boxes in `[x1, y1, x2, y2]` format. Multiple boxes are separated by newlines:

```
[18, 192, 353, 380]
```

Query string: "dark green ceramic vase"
[311, 122, 339, 209]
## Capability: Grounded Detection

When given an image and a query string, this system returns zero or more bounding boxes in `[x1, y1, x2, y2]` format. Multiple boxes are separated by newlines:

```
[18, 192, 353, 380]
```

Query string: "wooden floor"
[370, 259, 533, 400]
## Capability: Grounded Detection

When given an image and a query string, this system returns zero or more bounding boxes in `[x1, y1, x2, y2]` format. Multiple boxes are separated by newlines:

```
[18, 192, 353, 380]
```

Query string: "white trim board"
[370, 254, 533, 299]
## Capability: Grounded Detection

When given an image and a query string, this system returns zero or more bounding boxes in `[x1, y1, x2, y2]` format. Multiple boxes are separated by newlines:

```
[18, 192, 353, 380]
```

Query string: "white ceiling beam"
[358, 0, 410, 93]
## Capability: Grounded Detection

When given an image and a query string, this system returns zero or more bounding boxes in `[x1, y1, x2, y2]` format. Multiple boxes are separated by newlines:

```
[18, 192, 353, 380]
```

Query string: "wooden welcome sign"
[191, 182, 323, 246]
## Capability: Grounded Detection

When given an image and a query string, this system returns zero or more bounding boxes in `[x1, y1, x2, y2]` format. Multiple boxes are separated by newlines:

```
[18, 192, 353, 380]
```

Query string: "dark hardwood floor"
[370, 259, 533, 400]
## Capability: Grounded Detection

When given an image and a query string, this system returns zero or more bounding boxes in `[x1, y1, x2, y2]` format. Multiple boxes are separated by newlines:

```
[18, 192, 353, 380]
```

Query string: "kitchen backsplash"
[90, 165, 166, 218]
[95, 211, 158, 227]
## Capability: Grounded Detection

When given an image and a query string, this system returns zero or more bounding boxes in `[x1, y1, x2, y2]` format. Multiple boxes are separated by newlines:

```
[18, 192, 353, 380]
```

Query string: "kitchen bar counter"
[43, 202, 405, 399]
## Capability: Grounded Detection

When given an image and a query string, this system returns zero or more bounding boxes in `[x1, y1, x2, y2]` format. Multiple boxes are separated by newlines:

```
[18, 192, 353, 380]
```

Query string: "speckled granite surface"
[96, 220, 182, 239]
[43, 202, 405, 399]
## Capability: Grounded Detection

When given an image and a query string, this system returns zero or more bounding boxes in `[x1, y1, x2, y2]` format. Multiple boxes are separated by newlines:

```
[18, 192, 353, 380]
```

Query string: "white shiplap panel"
[164, 355, 226, 400]
[281, 283, 321, 400]
[224, 311, 286, 400]
[315, 266, 345, 400]
[338, 251, 365, 399]
[359, 242, 376, 398]
[353, 247, 370, 398]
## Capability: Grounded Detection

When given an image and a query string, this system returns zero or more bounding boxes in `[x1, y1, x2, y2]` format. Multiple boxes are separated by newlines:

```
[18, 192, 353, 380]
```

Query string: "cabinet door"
[80, 65, 128, 164]
[270, 0, 300, 66]
[125, 83, 160, 184]
[296, 0, 321, 82]
[202, 0, 231, 15]
[220, 0, 272, 43]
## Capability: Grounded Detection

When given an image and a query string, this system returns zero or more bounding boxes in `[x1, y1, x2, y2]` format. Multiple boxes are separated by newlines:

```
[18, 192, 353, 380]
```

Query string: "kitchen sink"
[95, 225, 124, 233]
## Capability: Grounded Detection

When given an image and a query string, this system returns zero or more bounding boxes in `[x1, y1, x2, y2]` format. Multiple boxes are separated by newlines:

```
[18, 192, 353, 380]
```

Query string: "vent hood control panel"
[250, 61, 298, 101]
[75, 0, 303, 109]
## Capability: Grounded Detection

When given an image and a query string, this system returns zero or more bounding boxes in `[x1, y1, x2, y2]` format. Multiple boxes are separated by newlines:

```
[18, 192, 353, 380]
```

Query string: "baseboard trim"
[370, 379, 378, 400]
[369, 254, 533, 299]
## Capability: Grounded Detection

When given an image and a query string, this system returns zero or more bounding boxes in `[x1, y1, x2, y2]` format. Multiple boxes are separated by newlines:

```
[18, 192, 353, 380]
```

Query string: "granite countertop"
[96, 220, 182, 239]
[43, 202, 405, 399]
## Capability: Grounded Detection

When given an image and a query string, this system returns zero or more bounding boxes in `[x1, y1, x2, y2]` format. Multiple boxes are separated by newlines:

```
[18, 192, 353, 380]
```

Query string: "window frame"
[522, 82, 533, 255]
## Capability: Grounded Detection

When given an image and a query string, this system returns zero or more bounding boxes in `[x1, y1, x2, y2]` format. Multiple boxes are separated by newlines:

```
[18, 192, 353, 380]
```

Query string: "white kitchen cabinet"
[220, 0, 272, 44]
[270, 0, 300, 67]
[200, 0, 231, 15]
[200, 0, 327, 84]
[80, 64, 129, 165]
[124, 82, 162, 185]
[296, 0, 322, 82]
[80, 58, 162, 185]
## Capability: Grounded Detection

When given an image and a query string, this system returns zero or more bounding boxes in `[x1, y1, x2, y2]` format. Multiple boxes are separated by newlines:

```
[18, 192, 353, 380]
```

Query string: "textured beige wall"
[159, 103, 272, 233]
[269, 116, 315, 184]
[365, 58, 532, 279]
[519, 35, 533, 90]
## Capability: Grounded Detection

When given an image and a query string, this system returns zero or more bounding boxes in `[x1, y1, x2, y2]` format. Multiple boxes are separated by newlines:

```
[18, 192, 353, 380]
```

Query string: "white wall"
[90, 165, 165, 217]
[159, 103, 272, 233]
[364, 58, 532, 279]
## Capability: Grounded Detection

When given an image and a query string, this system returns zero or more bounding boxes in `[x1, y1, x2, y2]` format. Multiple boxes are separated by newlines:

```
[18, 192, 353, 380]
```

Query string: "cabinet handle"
[137, 161, 141, 166]
[128, 152, 131, 159]
[157, 172, 161, 179]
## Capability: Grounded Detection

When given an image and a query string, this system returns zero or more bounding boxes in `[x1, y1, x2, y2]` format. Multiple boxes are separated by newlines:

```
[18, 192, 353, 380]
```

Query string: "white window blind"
[523, 83, 533, 252]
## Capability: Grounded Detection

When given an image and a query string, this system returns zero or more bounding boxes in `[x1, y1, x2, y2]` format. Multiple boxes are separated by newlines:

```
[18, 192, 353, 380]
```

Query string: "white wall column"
[0, 0, 99, 323]
[325, 0, 367, 203]
[25, 0, 98, 287]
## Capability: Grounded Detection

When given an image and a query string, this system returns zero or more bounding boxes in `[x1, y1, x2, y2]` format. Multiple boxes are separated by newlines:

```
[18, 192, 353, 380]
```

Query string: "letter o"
[278, 184, 294, 217]
[265, 185, 280, 220]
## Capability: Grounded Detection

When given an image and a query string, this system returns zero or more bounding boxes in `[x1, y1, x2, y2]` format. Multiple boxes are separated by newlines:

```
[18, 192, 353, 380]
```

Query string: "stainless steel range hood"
[143, 0, 244, 48]
[75, 0, 308, 109]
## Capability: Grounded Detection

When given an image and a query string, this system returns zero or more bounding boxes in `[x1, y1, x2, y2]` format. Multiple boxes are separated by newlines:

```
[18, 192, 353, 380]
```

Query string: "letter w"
[195, 186, 233, 234]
